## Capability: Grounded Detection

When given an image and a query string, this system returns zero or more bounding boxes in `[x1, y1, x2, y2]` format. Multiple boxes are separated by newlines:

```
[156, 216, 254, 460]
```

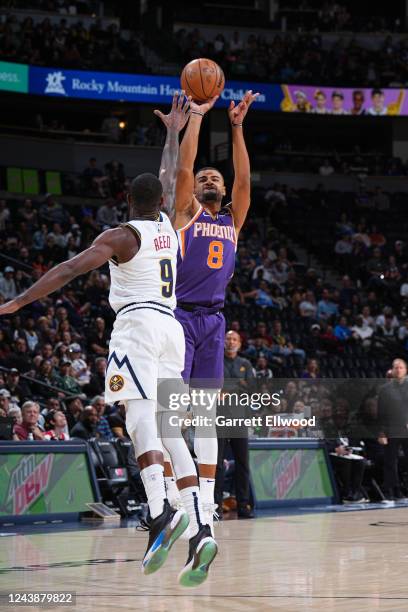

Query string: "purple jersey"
[176, 205, 236, 308]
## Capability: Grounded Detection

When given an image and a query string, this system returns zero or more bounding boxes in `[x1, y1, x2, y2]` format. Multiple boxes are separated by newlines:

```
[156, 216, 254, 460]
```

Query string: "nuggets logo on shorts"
[109, 374, 125, 392]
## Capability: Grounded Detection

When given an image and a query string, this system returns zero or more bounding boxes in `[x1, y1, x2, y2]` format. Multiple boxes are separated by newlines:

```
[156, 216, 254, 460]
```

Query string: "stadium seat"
[90, 439, 130, 516]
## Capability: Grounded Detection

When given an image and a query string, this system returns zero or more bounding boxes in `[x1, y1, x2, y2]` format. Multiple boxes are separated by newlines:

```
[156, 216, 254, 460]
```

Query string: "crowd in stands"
[278, 1, 400, 33]
[0, 13, 147, 72]
[175, 28, 408, 86]
[1, 4, 408, 86]
[0, 182, 408, 501]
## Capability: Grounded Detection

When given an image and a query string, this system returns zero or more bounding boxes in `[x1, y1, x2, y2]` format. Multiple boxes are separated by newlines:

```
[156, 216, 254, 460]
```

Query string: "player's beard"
[201, 188, 219, 203]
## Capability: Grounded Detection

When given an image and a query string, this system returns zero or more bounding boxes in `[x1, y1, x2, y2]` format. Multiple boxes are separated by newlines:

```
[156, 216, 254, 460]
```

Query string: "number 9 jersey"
[106, 212, 184, 403]
[108, 211, 177, 313]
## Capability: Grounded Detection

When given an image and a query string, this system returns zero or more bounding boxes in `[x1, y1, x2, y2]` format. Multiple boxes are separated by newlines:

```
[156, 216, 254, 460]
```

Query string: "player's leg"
[125, 398, 189, 575]
[163, 308, 195, 502]
[105, 312, 188, 575]
[160, 316, 218, 586]
[163, 449, 181, 507]
[191, 311, 226, 529]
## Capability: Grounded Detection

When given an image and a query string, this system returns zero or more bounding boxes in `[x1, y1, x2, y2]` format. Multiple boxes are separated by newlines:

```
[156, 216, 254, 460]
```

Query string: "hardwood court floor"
[1, 508, 408, 612]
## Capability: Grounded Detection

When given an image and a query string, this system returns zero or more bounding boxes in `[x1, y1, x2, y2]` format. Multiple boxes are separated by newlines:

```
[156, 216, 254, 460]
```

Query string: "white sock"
[199, 476, 215, 506]
[179, 486, 206, 536]
[165, 476, 181, 506]
[140, 464, 166, 519]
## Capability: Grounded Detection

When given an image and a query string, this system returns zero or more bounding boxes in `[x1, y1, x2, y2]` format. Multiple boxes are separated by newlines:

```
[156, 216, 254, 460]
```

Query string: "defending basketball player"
[155, 88, 258, 527]
[0, 174, 217, 587]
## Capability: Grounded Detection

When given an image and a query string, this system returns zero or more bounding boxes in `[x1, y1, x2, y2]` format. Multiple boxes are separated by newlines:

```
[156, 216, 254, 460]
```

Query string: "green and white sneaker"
[142, 500, 189, 575]
[178, 524, 218, 587]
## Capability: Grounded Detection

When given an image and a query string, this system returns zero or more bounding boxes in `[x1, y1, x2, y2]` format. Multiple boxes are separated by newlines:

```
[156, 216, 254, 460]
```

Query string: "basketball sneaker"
[178, 524, 218, 587]
[142, 499, 189, 575]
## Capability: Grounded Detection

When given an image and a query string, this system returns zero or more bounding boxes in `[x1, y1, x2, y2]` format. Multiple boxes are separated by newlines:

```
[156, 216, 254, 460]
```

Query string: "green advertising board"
[0, 61, 28, 93]
[250, 447, 334, 504]
[0, 451, 96, 516]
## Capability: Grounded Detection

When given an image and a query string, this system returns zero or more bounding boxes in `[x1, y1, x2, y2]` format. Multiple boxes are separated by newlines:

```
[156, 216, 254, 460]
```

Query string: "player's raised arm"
[0, 228, 131, 315]
[229, 90, 259, 235]
[174, 95, 218, 228]
[154, 91, 191, 219]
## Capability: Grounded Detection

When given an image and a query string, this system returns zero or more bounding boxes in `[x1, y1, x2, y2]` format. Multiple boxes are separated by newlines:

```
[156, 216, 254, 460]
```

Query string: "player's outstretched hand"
[154, 91, 191, 132]
[190, 95, 219, 116]
[0, 299, 20, 316]
[228, 90, 259, 125]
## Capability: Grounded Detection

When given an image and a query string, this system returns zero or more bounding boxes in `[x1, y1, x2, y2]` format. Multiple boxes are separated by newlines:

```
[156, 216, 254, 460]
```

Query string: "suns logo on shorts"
[109, 374, 124, 392]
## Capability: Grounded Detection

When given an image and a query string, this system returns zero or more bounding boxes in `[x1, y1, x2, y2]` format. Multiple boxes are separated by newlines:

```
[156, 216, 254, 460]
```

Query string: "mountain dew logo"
[6, 454, 53, 514]
[273, 450, 301, 499]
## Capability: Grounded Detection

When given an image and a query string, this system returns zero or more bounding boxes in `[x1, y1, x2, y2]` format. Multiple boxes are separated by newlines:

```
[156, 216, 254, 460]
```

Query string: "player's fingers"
[154, 110, 165, 120]
[178, 91, 185, 110]
[229, 100, 235, 110]
[184, 100, 191, 113]
[172, 91, 178, 109]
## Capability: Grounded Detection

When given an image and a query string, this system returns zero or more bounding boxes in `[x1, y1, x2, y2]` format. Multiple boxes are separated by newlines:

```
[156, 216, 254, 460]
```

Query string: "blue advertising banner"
[28, 65, 281, 110]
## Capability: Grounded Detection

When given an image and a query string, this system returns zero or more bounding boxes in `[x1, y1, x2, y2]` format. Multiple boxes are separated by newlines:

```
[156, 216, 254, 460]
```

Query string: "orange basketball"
[180, 58, 225, 103]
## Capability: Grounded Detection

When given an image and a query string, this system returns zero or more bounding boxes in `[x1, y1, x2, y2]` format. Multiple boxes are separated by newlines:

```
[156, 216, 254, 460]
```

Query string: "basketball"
[180, 58, 225, 102]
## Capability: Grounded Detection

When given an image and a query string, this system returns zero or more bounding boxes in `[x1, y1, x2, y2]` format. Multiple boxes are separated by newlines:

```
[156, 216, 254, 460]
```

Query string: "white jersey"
[108, 212, 178, 313]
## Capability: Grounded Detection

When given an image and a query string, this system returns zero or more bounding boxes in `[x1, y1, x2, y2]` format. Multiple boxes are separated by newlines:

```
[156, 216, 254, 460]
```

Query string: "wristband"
[232, 123, 243, 127]
[191, 110, 204, 117]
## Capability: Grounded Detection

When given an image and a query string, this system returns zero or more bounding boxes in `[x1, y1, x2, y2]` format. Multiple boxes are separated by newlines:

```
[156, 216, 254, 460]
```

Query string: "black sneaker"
[237, 504, 255, 519]
[141, 499, 189, 575]
[178, 524, 218, 587]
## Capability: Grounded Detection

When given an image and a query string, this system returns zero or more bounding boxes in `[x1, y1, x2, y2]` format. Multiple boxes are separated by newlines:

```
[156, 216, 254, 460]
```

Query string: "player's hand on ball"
[0, 299, 20, 315]
[228, 90, 259, 125]
[154, 91, 191, 132]
[190, 95, 219, 116]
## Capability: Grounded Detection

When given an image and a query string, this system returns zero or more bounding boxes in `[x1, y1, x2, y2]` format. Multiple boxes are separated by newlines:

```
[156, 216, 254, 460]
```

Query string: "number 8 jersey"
[176, 205, 237, 308]
[108, 212, 178, 313]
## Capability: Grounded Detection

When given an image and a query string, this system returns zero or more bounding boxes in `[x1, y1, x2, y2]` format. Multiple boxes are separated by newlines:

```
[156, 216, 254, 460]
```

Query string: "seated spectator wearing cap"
[84, 357, 106, 396]
[54, 360, 82, 396]
[70, 406, 99, 440]
[0, 267, 17, 300]
[44, 410, 70, 440]
[6, 368, 31, 405]
[69, 343, 91, 386]
[13, 401, 44, 440]
[91, 395, 114, 440]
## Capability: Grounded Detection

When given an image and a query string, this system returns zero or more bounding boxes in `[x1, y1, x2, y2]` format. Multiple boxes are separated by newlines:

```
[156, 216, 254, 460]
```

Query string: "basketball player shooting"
[0, 174, 218, 587]
[155, 88, 259, 529]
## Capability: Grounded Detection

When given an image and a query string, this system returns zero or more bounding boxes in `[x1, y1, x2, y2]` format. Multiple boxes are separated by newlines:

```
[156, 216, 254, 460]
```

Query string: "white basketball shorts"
[105, 306, 185, 403]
